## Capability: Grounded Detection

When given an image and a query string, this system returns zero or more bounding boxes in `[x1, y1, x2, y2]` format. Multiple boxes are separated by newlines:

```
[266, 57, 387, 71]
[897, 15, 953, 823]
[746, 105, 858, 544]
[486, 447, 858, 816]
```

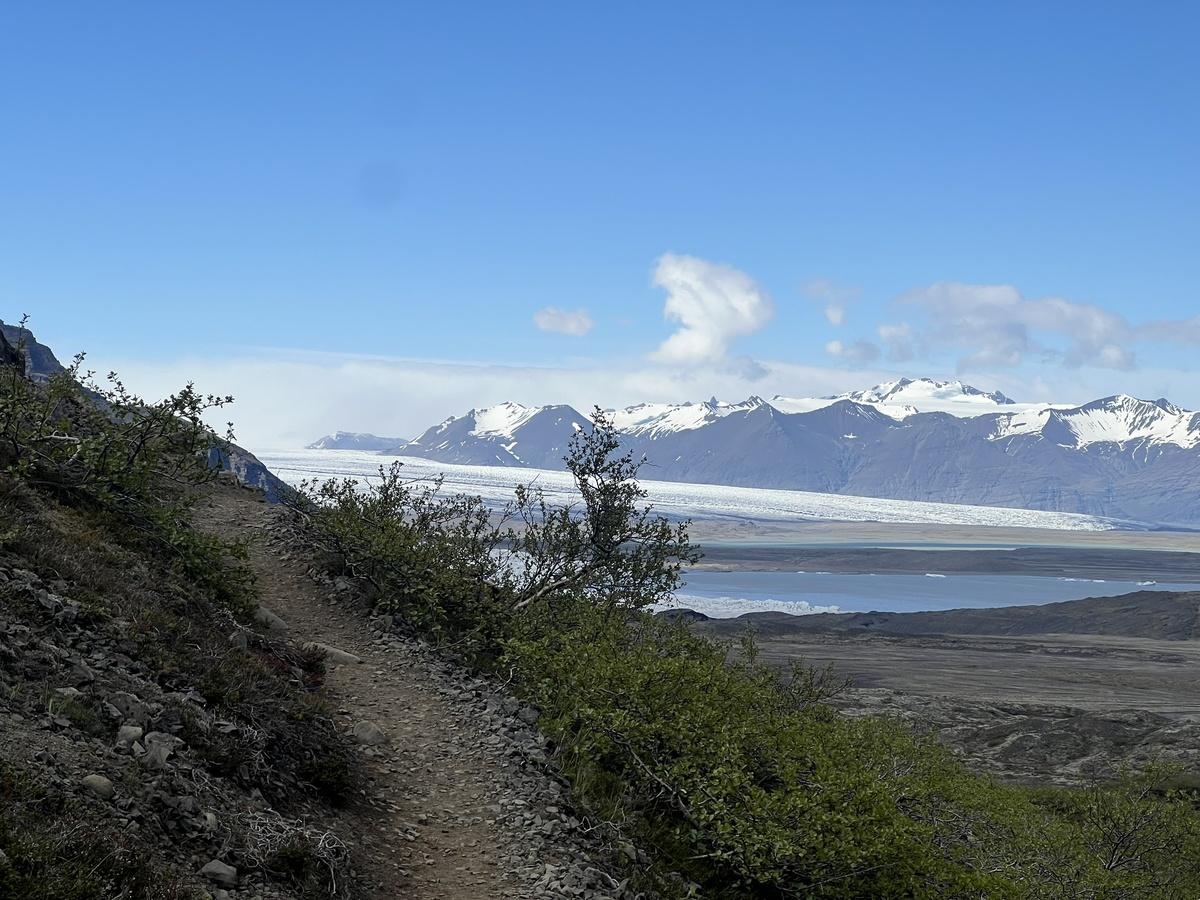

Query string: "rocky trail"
[195, 485, 630, 900]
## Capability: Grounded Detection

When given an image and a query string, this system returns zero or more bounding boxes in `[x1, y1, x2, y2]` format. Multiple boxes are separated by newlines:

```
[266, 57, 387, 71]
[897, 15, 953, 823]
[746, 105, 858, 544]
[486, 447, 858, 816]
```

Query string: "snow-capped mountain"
[848, 377, 1016, 407]
[344, 380, 1200, 526]
[385, 402, 591, 468]
[1026, 395, 1200, 449]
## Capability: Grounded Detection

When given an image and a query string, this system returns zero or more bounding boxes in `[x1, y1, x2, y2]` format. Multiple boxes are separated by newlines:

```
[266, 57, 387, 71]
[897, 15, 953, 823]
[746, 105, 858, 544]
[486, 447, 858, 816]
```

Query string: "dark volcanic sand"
[686, 592, 1200, 784]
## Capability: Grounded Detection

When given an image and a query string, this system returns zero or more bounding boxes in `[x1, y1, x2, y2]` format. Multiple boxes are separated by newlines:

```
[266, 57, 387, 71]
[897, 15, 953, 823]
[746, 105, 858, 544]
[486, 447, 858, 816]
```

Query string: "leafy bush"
[295, 463, 511, 647]
[508, 409, 699, 613]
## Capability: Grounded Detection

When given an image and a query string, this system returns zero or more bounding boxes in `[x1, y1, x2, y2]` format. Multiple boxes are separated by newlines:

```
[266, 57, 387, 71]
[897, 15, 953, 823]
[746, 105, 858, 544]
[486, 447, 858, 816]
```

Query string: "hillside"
[0, 320, 291, 502]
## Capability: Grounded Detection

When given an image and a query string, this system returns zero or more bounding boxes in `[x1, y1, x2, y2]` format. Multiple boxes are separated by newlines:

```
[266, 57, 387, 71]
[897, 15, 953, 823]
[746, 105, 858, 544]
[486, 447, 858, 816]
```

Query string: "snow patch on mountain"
[1047, 396, 1200, 448]
[611, 397, 766, 437]
[774, 378, 1044, 420]
[470, 401, 542, 438]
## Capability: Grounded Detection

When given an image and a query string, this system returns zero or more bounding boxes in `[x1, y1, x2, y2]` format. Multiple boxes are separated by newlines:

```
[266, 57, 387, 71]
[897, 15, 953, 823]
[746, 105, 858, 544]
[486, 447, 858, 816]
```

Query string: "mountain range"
[311, 378, 1200, 527]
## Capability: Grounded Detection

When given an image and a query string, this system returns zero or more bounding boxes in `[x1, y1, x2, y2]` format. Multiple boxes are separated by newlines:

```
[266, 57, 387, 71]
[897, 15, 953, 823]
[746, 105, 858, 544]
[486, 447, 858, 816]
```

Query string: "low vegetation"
[295, 408, 1200, 898]
[0, 760, 190, 900]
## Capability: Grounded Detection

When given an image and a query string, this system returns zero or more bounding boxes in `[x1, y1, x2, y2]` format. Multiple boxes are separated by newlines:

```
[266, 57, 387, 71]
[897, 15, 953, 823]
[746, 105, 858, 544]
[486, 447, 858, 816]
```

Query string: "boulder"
[352, 721, 388, 746]
[199, 859, 238, 888]
[306, 642, 362, 665]
[253, 605, 288, 633]
[81, 774, 114, 800]
[140, 732, 178, 770]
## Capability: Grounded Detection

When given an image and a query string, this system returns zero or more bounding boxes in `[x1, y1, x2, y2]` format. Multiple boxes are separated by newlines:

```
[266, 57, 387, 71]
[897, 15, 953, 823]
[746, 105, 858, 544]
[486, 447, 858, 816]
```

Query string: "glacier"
[259, 448, 1133, 532]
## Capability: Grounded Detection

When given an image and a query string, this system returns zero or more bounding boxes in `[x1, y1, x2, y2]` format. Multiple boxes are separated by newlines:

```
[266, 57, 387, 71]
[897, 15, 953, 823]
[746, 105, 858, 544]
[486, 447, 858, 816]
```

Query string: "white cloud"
[825, 339, 881, 365]
[801, 278, 859, 327]
[651, 254, 774, 364]
[533, 306, 593, 336]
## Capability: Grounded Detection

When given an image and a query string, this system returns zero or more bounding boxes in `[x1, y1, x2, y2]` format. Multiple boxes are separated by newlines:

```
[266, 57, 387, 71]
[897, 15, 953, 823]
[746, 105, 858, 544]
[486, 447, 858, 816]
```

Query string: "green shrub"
[293, 407, 697, 659]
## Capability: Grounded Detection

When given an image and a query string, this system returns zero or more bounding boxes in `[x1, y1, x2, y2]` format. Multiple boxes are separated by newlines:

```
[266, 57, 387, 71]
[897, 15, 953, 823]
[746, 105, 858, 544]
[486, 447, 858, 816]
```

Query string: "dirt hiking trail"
[195, 485, 628, 900]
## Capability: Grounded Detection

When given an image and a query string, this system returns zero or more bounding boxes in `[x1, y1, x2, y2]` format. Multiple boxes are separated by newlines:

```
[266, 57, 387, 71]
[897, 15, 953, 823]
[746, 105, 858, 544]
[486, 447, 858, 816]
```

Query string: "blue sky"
[2, 3, 1199, 445]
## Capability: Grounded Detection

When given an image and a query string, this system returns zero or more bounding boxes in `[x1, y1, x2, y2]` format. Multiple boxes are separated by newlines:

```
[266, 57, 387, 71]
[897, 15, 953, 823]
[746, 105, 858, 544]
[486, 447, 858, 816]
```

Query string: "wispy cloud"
[825, 338, 881, 365]
[876, 322, 916, 361]
[801, 278, 860, 328]
[533, 306, 594, 336]
[892, 282, 1137, 371]
[651, 254, 774, 365]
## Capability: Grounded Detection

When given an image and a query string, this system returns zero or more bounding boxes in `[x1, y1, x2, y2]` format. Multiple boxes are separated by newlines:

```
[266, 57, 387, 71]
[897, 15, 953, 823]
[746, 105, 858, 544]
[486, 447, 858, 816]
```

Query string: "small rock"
[81, 774, 115, 800]
[227, 631, 249, 650]
[518, 706, 540, 726]
[253, 606, 288, 633]
[199, 859, 238, 888]
[307, 642, 362, 665]
[352, 721, 388, 745]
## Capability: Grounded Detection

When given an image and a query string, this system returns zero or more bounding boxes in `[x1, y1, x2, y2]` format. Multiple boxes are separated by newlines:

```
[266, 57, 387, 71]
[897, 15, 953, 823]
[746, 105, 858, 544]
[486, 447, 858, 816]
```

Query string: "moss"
[41, 691, 106, 738]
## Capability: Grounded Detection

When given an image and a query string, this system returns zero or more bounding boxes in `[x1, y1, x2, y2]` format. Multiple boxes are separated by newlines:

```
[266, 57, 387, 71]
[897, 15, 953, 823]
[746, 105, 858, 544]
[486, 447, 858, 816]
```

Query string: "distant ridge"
[308, 431, 406, 451]
[333, 379, 1200, 526]
[689, 590, 1200, 642]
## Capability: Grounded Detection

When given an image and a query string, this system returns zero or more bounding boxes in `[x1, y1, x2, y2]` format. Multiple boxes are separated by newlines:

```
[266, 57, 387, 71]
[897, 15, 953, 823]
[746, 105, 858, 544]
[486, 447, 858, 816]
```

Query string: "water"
[674, 571, 1200, 618]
